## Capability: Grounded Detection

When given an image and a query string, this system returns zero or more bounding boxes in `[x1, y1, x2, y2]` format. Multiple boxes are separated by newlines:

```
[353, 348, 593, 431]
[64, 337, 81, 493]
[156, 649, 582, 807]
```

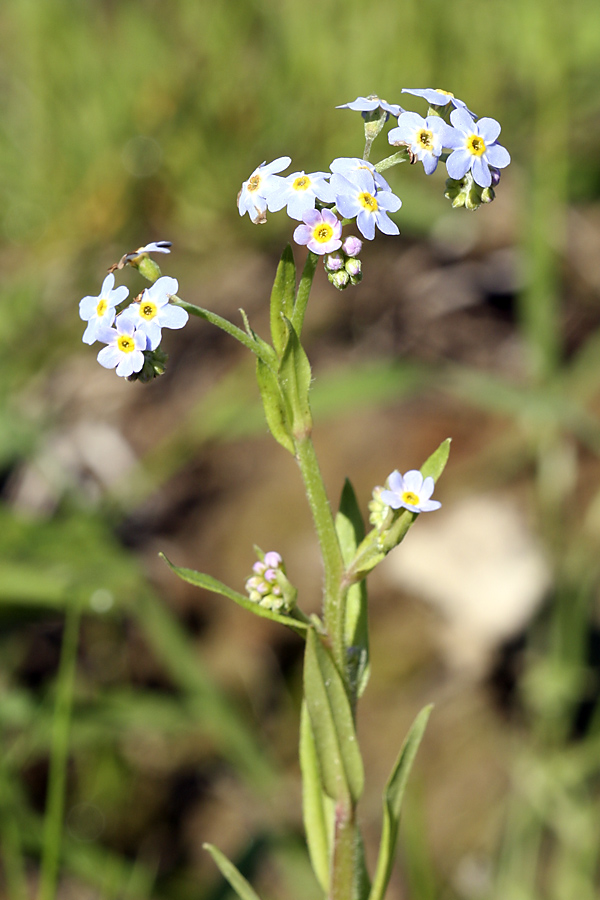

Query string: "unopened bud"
[325, 252, 344, 272]
[342, 236, 362, 258]
[329, 269, 350, 290]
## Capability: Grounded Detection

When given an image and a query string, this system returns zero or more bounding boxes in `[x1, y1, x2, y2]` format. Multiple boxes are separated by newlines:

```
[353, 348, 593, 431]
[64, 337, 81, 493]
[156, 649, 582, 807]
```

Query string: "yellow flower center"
[247, 174, 261, 193]
[313, 223, 333, 244]
[96, 299, 107, 317]
[140, 301, 157, 320]
[293, 175, 310, 191]
[358, 191, 378, 212]
[466, 134, 486, 156]
[434, 88, 454, 97]
[402, 491, 419, 506]
[117, 335, 135, 354]
[417, 129, 433, 150]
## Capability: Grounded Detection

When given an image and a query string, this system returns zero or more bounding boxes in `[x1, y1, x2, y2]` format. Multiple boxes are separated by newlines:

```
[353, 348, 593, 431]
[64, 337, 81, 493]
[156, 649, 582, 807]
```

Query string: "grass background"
[2, 0, 600, 898]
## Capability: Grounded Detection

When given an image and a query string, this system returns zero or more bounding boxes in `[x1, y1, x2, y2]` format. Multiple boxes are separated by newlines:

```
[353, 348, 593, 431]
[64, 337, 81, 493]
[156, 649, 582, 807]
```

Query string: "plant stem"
[295, 434, 346, 673]
[330, 799, 359, 900]
[291, 251, 319, 337]
[38, 599, 81, 900]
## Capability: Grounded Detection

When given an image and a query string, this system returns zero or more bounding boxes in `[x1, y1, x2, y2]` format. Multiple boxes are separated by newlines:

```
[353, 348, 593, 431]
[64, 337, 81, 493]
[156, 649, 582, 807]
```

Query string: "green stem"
[291, 252, 319, 337]
[172, 297, 267, 357]
[38, 599, 81, 900]
[330, 800, 359, 900]
[295, 435, 345, 671]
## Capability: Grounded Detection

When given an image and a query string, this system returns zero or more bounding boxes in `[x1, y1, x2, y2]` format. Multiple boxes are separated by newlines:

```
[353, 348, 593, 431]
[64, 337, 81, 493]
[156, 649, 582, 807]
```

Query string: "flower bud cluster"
[324, 236, 363, 290]
[244, 551, 295, 613]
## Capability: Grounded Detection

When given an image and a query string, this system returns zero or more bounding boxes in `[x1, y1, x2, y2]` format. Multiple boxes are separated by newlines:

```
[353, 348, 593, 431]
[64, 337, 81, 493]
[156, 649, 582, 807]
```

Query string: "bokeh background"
[3, 0, 600, 898]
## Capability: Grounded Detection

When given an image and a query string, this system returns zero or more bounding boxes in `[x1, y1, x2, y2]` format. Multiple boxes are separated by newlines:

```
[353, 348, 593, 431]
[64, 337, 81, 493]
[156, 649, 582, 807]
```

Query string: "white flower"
[79, 273, 129, 345]
[120, 276, 188, 350]
[237, 157, 292, 223]
[380, 469, 441, 513]
[96, 317, 146, 378]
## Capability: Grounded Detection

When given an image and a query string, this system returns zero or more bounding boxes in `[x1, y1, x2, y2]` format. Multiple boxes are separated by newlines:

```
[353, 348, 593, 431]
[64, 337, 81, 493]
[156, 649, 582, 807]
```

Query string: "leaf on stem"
[160, 554, 307, 634]
[299, 701, 332, 892]
[279, 316, 313, 436]
[270, 244, 297, 356]
[256, 357, 296, 454]
[368, 705, 433, 900]
[420, 437, 451, 482]
[203, 843, 264, 900]
[336, 479, 370, 700]
[303, 628, 364, 804]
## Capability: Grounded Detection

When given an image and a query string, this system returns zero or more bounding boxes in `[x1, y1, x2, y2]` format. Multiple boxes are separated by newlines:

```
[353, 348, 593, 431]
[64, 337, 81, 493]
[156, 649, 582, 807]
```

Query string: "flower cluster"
[244, 551, 295, 613]
[79, 243, 188, 380]
[237, 90, 510, 274]
[324, 236, 363, 290]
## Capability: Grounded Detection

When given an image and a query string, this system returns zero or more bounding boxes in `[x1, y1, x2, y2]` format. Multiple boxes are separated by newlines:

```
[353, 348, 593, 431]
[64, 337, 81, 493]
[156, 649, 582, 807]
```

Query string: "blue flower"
[79, 273, 129, 345]
[293, 209, 342, 255]
[402, 88, 476, 118]
[380, 469, 441, 513]
[330, 157, 392, 192]
[237, 157, 291, 224]
[120, 275, 188, 350]
[330, 169, 401, 241]
[96, 317, 146, 378]
[337, 95, 403, 120]
[444, 108, 510, 188]
[267, 170, 336, 220]
[388, 112, 453, 175]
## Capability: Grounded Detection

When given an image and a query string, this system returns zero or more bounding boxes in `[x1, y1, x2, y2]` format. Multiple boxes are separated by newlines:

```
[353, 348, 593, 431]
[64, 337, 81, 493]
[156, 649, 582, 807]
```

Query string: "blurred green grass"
[2, 0, 600, 898]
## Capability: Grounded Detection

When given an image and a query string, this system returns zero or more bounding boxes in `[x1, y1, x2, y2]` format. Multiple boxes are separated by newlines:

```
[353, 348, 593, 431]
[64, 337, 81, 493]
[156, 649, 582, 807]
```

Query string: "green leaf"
[278, 316, 313, 435]
[270, 244, 297, 356]
[420, 437, 451, 482]
[368, 705, 433, 900]
[203, 843, 264, 900]
[299, 702, 332, 892]
[303, 628, 364, 803]
[160, 554, 307, 634]
[256, 357, 295, 454]
[335, 479, 369, 700]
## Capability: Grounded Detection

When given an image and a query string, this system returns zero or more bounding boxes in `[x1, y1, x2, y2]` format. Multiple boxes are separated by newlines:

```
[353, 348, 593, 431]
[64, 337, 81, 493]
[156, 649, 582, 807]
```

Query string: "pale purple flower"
[337, 95, 403, 119]
[331, 170, 401, 241]
[380, 469, 441, 513]
[120, 275, 188, 350]
[96, 317, 146, 378]
[267, 170, 336, 220]
[444, 108, 510, 188]
[401, 88, 476, 118]
[237, 157, 291, 223]
[79, 273, 129, 345]
[329, 157, 391, 193]
[293, 208, 342, 255]
[388, 112, 453, 175]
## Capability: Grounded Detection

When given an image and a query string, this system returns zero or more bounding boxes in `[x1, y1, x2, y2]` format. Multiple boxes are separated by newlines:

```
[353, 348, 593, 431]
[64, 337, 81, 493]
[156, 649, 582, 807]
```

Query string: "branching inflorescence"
[78, 89, 508, 900]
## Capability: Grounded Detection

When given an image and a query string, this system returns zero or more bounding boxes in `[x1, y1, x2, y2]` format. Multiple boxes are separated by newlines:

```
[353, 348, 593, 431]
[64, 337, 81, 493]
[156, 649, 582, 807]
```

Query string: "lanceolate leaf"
[420, 437, 451, 482]
[303, 628, 364, 803]
[278, 316, 313, 435]
[203, 843, 263, 900]
[299, 702, 331, 892]
[270, 244, 297, 356]
[160, 555, 307, 634]
[256, 357, 295, 455]
[368, 705, 433, 900]
[335, 479, 370, 701]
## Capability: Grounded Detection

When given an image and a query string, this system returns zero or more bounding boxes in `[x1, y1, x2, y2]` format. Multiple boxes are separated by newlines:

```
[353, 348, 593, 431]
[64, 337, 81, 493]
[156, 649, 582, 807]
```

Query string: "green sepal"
[299, 701, 332, 892]
[270, 244, 297, 356]
[368, 705, 433, 900]
[136, 255, 162, 283]
[203, 843, 263, 900]
[335, 479, 370, 700]
[256, 357, 296, 454]
[279, 316, 313, 436]
[303, 628, 364, 803]
[347, 438, 451, 581]
[160, 554, 307, 635]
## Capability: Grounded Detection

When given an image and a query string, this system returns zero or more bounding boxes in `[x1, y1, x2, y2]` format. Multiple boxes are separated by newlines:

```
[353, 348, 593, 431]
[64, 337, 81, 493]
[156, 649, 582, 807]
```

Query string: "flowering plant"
[78, 88, 508, 900]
